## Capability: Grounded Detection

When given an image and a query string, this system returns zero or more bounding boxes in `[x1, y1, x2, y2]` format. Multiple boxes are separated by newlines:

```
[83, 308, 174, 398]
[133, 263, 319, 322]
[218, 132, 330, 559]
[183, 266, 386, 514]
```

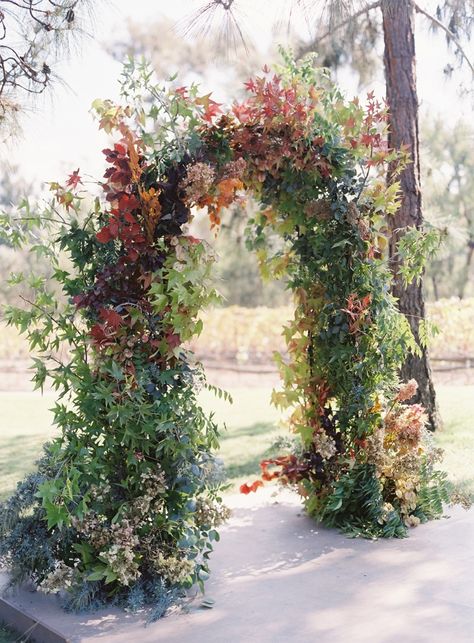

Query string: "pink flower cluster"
[386, 402, 427, 447]
[397, 379, 418, 402]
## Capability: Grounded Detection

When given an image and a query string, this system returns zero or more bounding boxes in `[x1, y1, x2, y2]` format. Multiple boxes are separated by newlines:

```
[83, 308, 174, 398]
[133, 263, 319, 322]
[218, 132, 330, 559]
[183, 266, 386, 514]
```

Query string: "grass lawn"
[0, 386, 473, 499]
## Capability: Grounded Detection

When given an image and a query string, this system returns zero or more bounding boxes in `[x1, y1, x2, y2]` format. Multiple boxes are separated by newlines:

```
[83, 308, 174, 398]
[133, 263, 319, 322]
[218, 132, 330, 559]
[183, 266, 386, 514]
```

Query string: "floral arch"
[0, 55, 448, 615]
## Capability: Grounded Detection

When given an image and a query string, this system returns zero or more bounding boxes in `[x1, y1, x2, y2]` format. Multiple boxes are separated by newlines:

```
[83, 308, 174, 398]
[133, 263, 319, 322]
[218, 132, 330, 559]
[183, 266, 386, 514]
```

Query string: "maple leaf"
[244, 78, 256, 92]
[58, 191, 75, 210]
[195, 93, 222, 123]
[361, 133, 375, 147]
[204, 100, 222, 123]
[66, 169, 82, 190]
[99, 307, 124, 330]
[89, 323, 111, 346]
[232, 102, 251, 123]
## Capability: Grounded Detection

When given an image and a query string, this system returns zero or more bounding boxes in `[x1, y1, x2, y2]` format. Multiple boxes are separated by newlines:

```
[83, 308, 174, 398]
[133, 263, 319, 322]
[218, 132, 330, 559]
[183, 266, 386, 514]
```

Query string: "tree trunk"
[381, 0, 441, 430]
[459, 240, 474, 299]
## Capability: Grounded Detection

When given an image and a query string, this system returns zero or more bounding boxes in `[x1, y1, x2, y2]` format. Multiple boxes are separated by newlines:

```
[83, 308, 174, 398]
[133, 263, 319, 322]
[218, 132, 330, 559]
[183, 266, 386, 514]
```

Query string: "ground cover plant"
[0, 53, 451, 614]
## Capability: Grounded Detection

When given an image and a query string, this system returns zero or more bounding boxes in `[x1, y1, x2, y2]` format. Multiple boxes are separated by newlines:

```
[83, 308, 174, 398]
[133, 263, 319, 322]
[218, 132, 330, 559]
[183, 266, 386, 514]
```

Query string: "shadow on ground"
[3, 493, 473, 643]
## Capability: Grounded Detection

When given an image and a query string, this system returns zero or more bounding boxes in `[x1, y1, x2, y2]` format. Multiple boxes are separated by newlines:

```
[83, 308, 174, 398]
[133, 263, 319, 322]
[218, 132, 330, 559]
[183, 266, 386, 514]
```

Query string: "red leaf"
[66, 168, 82, 189]
[165, 333, 181, 350]
[90, 323, 108, 344]
[96, 227, 112, 243]
[203, 99, 222, 123]
[123, 211, 137, 224]
[118, 194, 139, 212]
[240, 480, 263, 495]
[99, 308, 124, 330]
[109, 221, 119, 238]
[244, 79, 256, 92]
[127, 248, 139, 262]
[72, 294, 86, 307]
[232, 102, 251, 123]
[185, 235, 201, 245]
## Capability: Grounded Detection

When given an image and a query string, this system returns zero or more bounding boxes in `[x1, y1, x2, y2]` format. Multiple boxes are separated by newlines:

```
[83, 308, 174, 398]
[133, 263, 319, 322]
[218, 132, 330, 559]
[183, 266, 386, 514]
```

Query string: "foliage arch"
[0, 55, 449, 615]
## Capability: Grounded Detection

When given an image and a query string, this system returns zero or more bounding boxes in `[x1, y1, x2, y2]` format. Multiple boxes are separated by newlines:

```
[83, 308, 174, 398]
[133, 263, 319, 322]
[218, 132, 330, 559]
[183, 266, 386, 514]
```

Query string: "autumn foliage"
[0, 53, 450, 615]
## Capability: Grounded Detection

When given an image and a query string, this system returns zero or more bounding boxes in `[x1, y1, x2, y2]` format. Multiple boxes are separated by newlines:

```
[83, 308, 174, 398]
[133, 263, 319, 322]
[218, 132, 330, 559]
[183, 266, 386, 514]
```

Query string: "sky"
[3, 0, 473, 191]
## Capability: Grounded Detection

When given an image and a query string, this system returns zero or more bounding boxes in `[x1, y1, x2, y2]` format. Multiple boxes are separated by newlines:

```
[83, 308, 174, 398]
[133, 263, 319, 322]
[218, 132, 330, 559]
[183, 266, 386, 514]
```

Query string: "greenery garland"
[0, 53, 449, 615]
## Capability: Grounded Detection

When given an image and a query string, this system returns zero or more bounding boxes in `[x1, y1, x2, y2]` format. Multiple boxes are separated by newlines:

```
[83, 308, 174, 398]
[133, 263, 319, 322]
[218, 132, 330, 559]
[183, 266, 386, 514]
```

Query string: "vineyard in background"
[1, 298, 473, 368]
[190, 298, 474, 367]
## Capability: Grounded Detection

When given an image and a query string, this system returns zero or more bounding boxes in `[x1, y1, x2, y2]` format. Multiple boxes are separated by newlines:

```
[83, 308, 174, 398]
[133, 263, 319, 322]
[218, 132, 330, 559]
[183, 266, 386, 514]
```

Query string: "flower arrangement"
[0, 52, 450, 615]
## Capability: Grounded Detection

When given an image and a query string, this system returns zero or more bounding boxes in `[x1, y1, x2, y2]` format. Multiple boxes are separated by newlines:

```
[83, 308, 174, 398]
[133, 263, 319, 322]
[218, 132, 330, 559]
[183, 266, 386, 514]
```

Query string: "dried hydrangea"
[405, 514, 421, 528]
[221, 157, 246, 180]
[449, 489, 473, 510]
[365, 427, 386, 472]
[394, 476, 419, 515]
[180, 162, 216, 205]
[386, 403, 427, 447]
[39, 562, 75, 594]
[72, 513, 110, 549]
[313, 431, 337, 460]
[397, 379, 418, 402]
[194, 497, 231, 529]
[100, 545, 140, 586]
[152, 552, 195, 585]
[377, 502, 396, 525]
[110, 519, 139, 549]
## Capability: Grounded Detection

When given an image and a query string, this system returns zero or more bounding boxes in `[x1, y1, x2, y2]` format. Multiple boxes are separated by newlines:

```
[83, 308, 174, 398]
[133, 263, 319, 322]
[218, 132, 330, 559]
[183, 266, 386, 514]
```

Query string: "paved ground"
[2, 489, 473, 643]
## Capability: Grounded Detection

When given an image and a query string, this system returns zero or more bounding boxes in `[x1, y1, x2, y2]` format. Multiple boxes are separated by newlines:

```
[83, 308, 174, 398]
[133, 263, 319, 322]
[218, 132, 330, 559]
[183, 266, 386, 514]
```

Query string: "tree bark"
[381, 0, 441, 430]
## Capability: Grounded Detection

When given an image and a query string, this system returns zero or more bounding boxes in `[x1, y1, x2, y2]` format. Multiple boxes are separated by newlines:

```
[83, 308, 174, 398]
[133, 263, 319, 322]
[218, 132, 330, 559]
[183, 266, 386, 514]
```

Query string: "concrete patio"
[2, 489, 473, 643]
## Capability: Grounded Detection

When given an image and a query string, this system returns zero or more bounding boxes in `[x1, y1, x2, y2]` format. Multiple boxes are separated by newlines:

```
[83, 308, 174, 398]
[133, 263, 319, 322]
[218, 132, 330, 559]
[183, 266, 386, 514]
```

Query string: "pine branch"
[414, 2, 474, 76]
[298, 0, 381, 54]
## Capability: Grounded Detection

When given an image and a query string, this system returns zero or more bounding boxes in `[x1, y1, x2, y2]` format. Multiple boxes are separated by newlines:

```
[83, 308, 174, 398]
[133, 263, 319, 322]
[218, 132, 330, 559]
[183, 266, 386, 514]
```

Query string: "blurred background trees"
[422, 119, 474, 301]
